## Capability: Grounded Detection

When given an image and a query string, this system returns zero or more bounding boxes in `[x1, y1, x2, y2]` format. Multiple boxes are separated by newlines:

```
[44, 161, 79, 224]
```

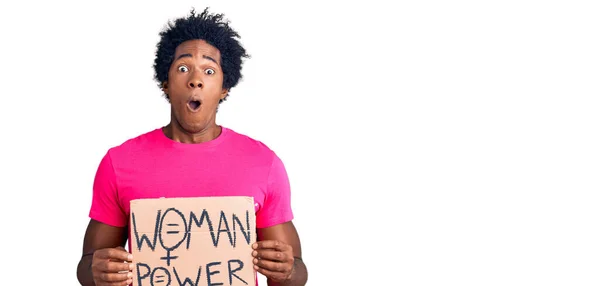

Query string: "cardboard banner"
[129, 196, 257, 286]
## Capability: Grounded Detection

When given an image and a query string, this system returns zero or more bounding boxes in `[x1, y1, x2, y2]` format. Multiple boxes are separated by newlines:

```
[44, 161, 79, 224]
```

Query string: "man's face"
[163, 39, 228, 133]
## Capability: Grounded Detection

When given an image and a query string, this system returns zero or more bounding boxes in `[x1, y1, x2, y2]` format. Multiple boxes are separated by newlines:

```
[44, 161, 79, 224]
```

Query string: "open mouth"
[187, 100, 201, 112]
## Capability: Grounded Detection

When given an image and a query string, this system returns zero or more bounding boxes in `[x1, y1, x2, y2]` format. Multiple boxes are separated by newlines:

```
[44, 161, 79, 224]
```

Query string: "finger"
[105, 261, 135, 273]
[96, 278, 133, 286]
[253, 240, 290, 252]
[115, 279, 133, 286]
[93, 260, 134, 273]
[96, 271, 132, 283]
[107, 248, 133, 262]
[95, 248, 132, 262]
[252, 249, 291, 263]
[254, 265, 289, 282]
[253, 258, 291, 273]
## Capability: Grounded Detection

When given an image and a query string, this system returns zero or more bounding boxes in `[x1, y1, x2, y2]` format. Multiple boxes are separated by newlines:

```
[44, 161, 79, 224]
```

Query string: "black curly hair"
[153, 7, 250, 103]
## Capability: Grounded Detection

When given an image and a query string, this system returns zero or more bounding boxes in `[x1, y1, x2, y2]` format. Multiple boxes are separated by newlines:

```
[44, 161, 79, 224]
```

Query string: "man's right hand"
[91, 246, 134, 286]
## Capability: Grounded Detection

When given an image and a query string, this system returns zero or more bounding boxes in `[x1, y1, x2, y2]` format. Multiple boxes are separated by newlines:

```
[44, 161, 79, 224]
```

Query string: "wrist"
[285, 258, 296, 281]
[281, 257, 302, 285]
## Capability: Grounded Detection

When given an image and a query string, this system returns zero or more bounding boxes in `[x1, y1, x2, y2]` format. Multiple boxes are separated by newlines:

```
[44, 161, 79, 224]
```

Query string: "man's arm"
[77, 219, 129, 286]
[255, 221, 308, 286]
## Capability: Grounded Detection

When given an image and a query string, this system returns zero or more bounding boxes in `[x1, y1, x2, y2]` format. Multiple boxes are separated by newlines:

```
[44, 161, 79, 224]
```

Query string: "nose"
[188, 75, 203, 89]
[189, 80, 202, 89]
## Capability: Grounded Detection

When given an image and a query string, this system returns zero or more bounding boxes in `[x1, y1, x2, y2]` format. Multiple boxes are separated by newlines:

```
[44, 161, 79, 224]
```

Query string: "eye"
[178, 65, 189, 72]
[205, 68, 215, 75]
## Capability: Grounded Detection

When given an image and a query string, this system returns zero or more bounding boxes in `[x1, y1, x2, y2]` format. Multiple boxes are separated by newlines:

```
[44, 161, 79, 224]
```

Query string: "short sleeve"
[256, 154, 294, 228]
[88, 150, 127, 227]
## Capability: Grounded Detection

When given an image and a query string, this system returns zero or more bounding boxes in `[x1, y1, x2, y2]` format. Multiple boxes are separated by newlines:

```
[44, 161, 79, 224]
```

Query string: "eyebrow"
[175, 53, 219, 65]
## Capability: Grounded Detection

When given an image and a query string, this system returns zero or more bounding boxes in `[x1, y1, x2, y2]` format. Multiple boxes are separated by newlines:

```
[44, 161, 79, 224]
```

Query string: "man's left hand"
[252, 240, 295, 282]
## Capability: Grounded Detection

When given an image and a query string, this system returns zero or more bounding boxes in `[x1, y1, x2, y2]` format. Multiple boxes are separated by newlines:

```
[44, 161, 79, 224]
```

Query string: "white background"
[0, 0, 599, 285]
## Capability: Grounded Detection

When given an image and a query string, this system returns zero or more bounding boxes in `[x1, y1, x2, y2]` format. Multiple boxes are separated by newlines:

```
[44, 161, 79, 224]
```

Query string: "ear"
[161, 82, 169, 94]
[220, 88, 229, 100]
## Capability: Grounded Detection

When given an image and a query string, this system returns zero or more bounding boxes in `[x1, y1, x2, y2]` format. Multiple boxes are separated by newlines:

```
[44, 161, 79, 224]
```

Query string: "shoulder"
[223, 127, 278, 161]
[104, 128, 163, 160]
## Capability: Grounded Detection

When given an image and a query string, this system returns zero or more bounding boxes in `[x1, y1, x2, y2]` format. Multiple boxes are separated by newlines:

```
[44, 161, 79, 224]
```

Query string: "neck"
[162, 120, 222, 144]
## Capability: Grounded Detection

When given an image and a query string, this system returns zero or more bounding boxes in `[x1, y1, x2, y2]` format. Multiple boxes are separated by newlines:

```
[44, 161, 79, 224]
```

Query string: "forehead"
[174, 39, 221, 61]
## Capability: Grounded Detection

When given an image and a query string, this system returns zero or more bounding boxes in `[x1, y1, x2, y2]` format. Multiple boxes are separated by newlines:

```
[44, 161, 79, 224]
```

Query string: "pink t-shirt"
[88, 126, 293, 284]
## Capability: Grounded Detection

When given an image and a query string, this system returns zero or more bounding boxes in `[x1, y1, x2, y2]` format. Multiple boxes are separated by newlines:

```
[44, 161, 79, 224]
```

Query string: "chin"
[172, 103, 217, 133]
[172, 113, 206, 133]
[181, 120, 210, 134]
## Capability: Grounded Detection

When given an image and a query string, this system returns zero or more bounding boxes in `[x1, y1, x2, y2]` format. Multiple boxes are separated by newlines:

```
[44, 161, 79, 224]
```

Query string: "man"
[76, 8, 308, 286]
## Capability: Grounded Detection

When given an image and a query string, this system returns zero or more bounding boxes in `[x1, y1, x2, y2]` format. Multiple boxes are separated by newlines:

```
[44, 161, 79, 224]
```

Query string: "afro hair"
[153, 7, 250, 103]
